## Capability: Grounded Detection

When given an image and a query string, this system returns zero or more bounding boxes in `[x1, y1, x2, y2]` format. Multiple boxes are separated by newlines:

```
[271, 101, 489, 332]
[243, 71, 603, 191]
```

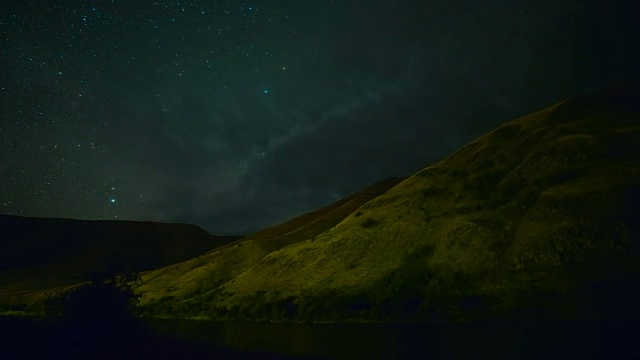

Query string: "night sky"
[1, 1, 638, 235]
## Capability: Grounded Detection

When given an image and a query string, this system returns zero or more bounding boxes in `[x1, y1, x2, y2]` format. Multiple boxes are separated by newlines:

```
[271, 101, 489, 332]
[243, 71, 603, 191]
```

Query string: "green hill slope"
[135, 178, 404, 317]
[140, 84, 640, 322]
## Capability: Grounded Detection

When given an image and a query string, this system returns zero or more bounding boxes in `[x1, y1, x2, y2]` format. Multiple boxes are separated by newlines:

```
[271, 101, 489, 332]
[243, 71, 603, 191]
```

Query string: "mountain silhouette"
[0, 215, 239, 312]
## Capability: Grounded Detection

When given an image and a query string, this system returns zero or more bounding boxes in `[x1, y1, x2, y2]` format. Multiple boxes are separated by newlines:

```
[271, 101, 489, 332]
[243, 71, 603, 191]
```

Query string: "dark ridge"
[0, 215, 242, 307]
[0, 214, 240, 273]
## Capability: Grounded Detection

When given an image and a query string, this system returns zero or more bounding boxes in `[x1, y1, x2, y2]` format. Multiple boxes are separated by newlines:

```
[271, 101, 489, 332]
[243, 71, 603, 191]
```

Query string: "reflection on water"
[148, 319, 638, 359]
[1, 316, 636, 358]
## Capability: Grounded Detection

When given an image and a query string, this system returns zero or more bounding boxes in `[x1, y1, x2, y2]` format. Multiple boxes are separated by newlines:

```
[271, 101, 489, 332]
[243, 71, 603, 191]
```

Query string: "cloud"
[98, 0, 640, 235]
[192, 85, 462, 234]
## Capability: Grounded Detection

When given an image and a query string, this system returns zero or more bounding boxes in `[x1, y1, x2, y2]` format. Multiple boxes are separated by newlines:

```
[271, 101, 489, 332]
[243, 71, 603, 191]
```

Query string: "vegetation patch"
[361, 217, 380, 228]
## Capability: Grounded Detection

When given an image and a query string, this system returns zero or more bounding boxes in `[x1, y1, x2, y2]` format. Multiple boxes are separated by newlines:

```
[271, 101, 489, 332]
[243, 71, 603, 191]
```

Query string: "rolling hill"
[0, 215, 239, 311]
[136, 83, 640, 322]
[135, 177, 405, 317]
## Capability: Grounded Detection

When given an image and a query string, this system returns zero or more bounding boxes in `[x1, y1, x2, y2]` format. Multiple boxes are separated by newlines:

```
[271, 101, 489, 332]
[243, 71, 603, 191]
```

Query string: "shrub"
[361, 217, 379, 228]
[42, 273, 142, 321]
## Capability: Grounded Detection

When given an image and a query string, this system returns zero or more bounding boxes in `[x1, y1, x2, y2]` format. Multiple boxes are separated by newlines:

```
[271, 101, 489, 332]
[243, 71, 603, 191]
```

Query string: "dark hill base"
[0, 215, 239, 310]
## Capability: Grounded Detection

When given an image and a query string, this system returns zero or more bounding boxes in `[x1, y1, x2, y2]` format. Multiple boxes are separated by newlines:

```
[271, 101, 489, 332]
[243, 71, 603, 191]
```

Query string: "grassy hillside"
[0, 216, 239, 311]
[135, 178, 404, 317]
[137, 83, 640, 322]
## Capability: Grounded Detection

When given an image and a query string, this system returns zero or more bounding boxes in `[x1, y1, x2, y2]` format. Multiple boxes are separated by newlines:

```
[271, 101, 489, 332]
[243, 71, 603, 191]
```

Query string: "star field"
[1, 0, 639, 234]
[1, 0, 306, 223]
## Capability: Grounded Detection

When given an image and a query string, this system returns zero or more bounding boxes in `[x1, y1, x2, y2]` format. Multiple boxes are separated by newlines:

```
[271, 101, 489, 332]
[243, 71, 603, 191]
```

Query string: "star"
[109, 198, 116, 204]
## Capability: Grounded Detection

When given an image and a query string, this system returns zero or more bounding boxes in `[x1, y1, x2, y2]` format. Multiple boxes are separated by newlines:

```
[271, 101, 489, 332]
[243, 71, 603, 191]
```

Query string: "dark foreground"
[2, 316, 638, 359]
[1, 316, 278, 359]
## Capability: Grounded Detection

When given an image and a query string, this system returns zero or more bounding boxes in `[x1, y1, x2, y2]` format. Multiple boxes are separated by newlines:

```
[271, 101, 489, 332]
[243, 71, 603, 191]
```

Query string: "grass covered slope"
[145, 84, 640, 322]
[135, 178, 404, 317]
[0, 216, 239, 311]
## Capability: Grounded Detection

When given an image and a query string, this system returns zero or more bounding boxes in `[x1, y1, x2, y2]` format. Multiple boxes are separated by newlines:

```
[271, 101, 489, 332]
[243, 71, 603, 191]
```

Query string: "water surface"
[3, 316, 637, 359]
[148, 319, 638, 359]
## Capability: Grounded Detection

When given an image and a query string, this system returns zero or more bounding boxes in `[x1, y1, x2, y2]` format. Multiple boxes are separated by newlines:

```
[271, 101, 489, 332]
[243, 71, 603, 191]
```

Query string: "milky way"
[1, 0, 638, 234]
